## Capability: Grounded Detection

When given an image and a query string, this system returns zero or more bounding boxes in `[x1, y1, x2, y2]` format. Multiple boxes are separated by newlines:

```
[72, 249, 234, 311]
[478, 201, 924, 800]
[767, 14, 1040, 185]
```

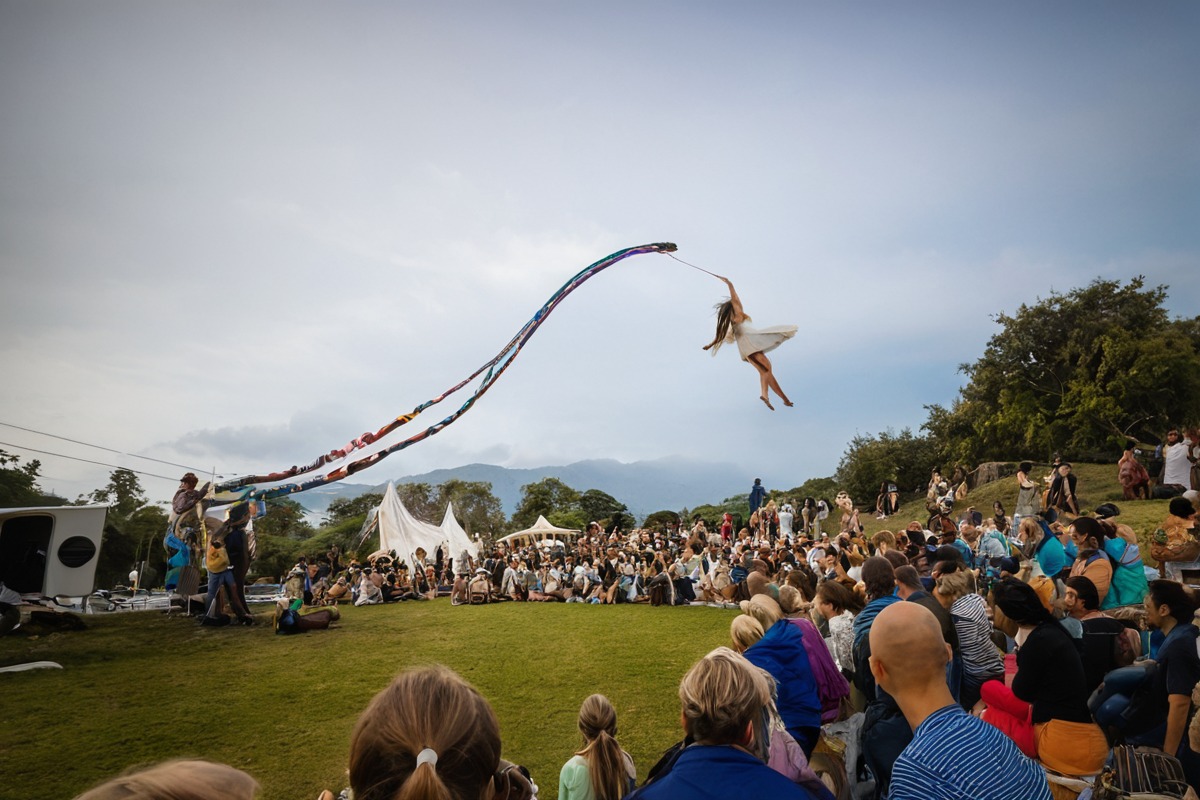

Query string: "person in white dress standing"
[702, 276, 797, 410]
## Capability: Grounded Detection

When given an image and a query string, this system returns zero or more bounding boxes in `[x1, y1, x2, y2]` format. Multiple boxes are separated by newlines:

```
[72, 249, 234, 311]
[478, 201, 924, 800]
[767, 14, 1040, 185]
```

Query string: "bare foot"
[760, 396, 775, 411]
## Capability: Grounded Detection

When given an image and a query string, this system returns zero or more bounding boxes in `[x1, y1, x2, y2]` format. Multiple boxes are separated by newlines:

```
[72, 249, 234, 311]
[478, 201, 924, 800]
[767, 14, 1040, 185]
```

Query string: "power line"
[0, 440, 182, 483]
[0, 420, 219, 475]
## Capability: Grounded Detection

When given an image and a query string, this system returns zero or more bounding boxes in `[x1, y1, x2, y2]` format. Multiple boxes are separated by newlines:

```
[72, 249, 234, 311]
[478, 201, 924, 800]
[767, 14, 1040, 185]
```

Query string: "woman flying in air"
[702, 275, 797, 410]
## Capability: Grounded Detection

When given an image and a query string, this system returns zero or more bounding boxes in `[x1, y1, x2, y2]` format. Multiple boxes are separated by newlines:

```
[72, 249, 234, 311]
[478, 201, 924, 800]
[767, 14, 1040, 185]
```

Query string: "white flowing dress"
[723, 321, 798, 362]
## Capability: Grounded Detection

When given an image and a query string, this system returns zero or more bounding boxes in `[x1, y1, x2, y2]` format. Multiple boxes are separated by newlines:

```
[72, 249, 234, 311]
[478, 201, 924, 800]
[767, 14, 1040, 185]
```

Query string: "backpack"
[206, 541, 230, 573]
[1150, 524, 1200, 563]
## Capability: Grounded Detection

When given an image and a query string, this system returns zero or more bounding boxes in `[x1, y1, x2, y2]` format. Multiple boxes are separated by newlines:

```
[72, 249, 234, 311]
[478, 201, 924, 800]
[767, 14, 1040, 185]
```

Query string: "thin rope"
[664, 252, 723, 279]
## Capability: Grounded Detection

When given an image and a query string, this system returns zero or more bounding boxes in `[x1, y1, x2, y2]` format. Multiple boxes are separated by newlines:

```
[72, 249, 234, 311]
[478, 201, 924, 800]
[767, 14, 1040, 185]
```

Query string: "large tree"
[436, 479, 505, 537]
[324, 493, 384, 526]
[81, 468, 163, 589]
[395, 482, 440, 522]
[577, 488, 633, 531]
[254, 497, 314, 540]
[0, 449, 53, 507]
[835, 428, 939, 508]
[512, 477, 580, 530]
[87, 468, 146, 518]
[924, 277, 1200, 464]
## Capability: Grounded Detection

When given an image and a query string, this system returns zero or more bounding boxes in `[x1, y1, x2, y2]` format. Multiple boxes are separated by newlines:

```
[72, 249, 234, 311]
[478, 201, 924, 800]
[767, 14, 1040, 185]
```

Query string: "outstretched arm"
[719, 276, 747, 321]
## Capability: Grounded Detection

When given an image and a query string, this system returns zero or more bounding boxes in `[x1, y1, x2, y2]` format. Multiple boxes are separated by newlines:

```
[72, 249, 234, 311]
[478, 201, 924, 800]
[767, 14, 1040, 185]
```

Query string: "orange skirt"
[1035, 719, 1109, 776]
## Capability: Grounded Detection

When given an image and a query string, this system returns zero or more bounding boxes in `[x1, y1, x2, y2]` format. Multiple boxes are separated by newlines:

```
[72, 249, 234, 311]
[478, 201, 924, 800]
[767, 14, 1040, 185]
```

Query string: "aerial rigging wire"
[0, 420, 218, 476]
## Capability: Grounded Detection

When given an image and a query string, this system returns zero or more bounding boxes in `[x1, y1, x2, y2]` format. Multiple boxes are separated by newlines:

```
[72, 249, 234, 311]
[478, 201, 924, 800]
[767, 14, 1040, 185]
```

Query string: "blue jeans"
[1089, 664, 1153, 730]
[205, 569, 238, 617]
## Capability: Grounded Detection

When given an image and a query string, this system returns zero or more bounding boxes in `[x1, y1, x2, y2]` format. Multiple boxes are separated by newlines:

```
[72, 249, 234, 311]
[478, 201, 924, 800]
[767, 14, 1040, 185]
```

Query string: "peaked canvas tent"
[359, 483, 479, 565]
[440, 501, 480, 562]
[496, 515, 579, 550]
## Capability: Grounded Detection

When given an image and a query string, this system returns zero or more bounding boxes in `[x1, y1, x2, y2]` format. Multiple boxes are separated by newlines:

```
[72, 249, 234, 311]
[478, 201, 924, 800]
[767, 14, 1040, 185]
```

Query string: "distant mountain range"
[297, 457, 756, 522]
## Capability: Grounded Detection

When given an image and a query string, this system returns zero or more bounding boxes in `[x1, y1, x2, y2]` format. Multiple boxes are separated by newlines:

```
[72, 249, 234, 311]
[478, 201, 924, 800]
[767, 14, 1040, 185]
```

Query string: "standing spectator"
[221, 502, 253, 619]
[868, 603, 1051, 800]
[762, 500, 780, 544]
[1014, 461, 1040, 524]
[779, 502, 795, 543]
[559, 694, 635, 800]
[1158, 428, 1192, 498]
[749, 478, 766, 515]
[202, 531, 253, 625]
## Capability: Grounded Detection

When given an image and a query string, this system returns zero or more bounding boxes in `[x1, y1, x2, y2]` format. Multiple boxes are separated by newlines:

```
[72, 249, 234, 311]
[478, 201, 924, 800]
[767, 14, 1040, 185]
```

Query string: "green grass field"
[0, 601, 739, 800]
[1, 461, 1181, 800]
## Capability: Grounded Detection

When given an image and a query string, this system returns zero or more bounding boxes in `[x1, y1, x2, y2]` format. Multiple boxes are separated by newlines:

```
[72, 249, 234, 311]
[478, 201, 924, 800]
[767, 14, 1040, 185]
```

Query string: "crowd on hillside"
[81, 431, 1200, 799]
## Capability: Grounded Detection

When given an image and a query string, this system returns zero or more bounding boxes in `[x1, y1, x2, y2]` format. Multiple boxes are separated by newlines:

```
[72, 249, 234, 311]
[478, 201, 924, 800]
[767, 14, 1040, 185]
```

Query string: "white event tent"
[359, 483, 480, 566]
[496, 515, 579, 550]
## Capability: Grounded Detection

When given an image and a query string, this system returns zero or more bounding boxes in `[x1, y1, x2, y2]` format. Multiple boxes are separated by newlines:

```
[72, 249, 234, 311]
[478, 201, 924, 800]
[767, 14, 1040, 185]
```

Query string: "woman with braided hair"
[559, 694, 636, 800]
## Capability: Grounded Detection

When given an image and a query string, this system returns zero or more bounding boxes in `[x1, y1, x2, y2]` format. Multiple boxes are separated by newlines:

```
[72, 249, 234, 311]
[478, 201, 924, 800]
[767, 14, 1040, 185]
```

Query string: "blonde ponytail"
[576, 694, 632, 800]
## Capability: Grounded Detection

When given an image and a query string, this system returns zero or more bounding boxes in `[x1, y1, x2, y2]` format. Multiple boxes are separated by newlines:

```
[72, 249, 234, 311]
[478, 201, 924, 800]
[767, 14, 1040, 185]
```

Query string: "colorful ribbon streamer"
[216, 242, 677, 501]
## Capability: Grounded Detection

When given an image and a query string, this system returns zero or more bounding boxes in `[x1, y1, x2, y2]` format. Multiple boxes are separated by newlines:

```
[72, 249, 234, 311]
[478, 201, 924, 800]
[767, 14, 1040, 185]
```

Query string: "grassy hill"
[0, 602, 737, 800]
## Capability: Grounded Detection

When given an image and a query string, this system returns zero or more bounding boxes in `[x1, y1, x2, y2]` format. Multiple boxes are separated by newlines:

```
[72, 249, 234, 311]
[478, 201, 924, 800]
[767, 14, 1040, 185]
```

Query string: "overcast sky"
[1, 1, 1197, 508]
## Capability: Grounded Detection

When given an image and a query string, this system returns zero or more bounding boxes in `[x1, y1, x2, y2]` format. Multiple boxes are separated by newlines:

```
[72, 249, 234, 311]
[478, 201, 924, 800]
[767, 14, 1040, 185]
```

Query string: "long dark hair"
[705, 300, 735, 351]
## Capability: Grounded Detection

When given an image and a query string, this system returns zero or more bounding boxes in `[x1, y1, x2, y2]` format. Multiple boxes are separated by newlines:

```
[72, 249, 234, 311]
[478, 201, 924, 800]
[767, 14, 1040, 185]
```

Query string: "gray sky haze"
[2, 1, 1197, 506]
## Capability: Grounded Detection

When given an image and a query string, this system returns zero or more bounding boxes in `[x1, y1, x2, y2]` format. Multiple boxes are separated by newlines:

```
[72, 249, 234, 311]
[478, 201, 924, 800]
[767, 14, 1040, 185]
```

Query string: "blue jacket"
[744, 620, 823, 737]
[750, 483, 767, 513]
[629, 744, 817, 800]
[1036, 531, 1067, 578]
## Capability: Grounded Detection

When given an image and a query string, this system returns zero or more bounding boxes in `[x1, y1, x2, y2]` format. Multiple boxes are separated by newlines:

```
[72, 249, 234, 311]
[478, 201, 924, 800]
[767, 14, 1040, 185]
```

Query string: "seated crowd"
[76, 491, 1200, 799]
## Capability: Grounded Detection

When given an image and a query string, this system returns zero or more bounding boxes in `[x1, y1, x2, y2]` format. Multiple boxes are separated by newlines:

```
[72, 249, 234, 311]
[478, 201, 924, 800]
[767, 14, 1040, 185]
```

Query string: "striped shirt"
[888, 704, 1051, 800]
[951, 593, 1004, 680]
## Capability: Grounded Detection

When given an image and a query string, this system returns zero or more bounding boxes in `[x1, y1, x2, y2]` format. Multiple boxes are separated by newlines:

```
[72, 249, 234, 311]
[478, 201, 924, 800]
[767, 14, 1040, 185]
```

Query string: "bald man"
[869, 602, 1051, 800]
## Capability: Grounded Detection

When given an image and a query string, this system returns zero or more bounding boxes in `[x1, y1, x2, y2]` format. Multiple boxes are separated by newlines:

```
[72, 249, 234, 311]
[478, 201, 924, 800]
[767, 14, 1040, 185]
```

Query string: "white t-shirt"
[1164, 440, 1192, 487]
